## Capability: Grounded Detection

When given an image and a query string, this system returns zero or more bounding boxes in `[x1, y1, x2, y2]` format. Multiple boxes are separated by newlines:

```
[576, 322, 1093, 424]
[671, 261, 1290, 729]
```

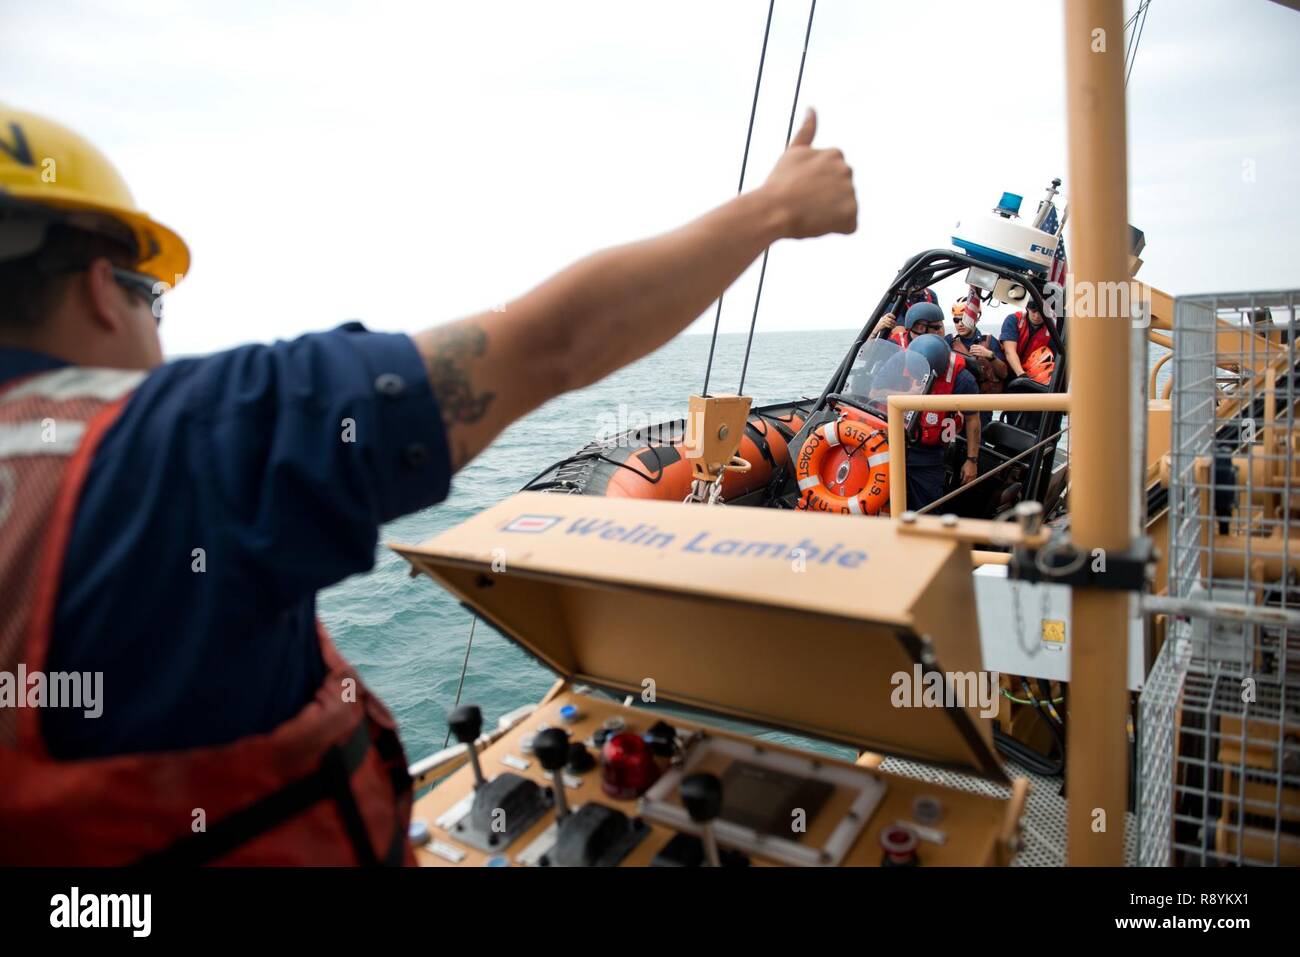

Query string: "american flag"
[1040, 204, 1068, 288]
[962, 286, 982, 326]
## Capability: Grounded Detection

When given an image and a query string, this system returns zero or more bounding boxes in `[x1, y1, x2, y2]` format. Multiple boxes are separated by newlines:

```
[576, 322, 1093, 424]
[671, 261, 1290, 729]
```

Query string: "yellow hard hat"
[0, 103, 189, 283]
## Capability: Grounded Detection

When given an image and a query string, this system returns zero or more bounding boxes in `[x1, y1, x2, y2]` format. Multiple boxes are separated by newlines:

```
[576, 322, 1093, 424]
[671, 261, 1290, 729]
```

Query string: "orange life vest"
[887, 327, 911, 349]
[915, 352, 967, 446]
[1014, 312, 1053, 370]
[0, 367, 414, 866]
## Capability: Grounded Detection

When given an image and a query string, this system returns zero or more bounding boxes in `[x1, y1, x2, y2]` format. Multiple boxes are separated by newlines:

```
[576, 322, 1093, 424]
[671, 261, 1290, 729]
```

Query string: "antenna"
[1031, 178, 1062, 230]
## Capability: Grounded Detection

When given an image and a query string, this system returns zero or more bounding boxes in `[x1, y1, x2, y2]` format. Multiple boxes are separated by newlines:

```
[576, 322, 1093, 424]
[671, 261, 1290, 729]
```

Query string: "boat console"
[393, 492, 1032, 867]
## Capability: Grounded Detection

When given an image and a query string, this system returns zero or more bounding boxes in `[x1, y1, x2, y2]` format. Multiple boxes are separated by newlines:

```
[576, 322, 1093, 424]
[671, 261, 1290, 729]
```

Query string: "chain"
[684, 476, 728, 506]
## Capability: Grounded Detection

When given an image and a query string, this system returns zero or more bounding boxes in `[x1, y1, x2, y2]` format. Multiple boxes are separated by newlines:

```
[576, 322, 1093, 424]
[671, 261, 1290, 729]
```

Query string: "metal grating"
[1140, 288, 1300, 867]
[878, 757, 1137, 866]
[1136, 630, 1187, 865]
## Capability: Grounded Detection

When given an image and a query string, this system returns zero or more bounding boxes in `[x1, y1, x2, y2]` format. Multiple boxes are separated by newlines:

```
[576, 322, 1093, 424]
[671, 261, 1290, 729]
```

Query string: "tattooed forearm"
[417, 320, 496, 468]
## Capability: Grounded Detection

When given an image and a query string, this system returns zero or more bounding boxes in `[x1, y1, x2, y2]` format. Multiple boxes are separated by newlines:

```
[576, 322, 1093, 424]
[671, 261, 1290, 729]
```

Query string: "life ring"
[794, 416, 890, 515]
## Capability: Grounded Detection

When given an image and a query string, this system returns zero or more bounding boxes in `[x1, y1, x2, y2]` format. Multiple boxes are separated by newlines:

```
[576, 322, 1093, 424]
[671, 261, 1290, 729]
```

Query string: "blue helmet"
[903, 301, 944, 333]
[908, 333, 952, 378]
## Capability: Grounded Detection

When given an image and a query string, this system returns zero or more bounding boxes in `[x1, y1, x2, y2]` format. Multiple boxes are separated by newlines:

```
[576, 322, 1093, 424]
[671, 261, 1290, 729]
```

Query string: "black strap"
[743, 421, 777, 469]
[755, 411, 795, 443]
[371, 722, 415, 866]
[321, 728, 381, 867]
[137, 719, 382, 867]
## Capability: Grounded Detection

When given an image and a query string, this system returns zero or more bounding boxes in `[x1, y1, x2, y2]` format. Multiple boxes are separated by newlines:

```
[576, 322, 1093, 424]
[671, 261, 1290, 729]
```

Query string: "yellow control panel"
[410, 686, 1027, 868]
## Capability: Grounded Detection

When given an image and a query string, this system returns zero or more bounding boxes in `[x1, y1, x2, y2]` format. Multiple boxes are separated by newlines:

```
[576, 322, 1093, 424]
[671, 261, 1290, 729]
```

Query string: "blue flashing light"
[997, 192, 1023, 215]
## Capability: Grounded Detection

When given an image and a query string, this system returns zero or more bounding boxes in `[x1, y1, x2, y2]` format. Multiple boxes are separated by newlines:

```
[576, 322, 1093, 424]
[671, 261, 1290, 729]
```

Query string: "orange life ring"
[794, 417, 890, 515]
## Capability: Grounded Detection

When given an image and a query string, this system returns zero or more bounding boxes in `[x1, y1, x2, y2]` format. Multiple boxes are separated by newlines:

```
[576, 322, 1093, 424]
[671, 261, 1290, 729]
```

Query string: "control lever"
[680, 772, 723, 867]
[447, 703, 549, 852]
[448, 705, 486, 790]
[533, 728, 571, 823]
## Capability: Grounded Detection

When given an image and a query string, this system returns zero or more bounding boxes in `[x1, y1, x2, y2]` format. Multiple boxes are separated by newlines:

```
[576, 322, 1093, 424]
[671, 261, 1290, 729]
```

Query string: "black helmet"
[904, 301, 944, 332]
[908, 333, 952, 377]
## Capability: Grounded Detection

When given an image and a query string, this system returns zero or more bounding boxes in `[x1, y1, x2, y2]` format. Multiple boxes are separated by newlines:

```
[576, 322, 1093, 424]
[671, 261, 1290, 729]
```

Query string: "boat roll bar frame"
[815, 247, 1069, 506]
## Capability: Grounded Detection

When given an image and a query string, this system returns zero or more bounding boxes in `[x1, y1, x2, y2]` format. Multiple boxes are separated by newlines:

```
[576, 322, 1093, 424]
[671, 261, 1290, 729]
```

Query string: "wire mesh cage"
[1139, 289, 1300, 866]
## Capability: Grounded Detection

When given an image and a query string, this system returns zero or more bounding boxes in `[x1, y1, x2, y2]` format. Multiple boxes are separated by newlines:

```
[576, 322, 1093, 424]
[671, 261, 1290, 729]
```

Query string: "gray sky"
[3, 0, 1297, 357]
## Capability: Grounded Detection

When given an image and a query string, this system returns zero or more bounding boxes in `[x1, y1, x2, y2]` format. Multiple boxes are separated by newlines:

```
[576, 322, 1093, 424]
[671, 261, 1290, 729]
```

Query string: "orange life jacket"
[0, 367, 415, 866]
[1014, 312, 1053, 369]
[915, 352, 967, 446]
[887, 327, 911, 349]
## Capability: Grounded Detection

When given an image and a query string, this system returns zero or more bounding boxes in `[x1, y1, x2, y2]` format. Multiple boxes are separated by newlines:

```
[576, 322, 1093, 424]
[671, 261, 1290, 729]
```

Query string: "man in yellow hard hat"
[0, 103, 857, 864]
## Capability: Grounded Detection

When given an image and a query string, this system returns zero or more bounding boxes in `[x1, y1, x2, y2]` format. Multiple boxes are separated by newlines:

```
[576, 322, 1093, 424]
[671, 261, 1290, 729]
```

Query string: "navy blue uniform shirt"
[0, 324, 451, 759]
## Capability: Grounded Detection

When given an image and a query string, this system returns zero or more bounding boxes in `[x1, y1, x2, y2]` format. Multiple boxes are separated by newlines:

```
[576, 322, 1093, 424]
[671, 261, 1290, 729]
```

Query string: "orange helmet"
[1023, 345, 1055, 384]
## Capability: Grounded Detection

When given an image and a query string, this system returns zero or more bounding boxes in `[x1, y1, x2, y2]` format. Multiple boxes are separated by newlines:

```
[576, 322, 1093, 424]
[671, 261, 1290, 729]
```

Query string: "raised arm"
[1003, 340, 1025, 378]
[412, 109, 857, 470]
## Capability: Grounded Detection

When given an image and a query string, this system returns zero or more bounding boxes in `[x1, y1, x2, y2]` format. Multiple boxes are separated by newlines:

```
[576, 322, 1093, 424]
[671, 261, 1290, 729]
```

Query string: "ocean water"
[318, 328, 860, 762]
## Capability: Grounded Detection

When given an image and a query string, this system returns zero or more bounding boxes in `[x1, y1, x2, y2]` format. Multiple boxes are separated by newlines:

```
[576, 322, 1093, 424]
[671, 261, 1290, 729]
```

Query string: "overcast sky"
[3, 0, 1297, 357]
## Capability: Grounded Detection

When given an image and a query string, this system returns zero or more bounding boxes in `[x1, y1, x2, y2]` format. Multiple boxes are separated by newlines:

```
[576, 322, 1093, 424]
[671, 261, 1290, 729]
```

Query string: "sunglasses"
[111, 267, 166, 325]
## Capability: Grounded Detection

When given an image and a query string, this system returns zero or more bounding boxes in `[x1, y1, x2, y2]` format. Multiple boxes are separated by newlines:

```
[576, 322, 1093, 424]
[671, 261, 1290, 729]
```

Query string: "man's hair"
[0, 224, 135, 335]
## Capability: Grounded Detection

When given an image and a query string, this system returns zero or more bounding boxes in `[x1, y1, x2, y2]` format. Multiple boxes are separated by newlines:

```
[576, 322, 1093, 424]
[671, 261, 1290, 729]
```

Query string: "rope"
[737, 0, 818, 396]
[1125, 0, 1153, 88]
[442, 615, 478, 749]
[701, 0, 777, 397]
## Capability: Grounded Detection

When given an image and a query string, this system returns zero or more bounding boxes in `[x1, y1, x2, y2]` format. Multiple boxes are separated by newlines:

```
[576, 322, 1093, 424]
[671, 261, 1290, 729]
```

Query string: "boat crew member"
[901, 334, 981, 510]
[906, 286, 939, 307]
[999, 298, 1055, 385]
[947, 296, 1007, 427]
[873, 282, 935, 343]
[875, 299, 945, 349]
[0, 104, 858, 864]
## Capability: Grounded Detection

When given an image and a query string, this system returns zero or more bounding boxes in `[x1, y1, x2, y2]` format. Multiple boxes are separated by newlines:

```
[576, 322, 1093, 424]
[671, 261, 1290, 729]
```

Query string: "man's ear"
[82, 257, 129, 333]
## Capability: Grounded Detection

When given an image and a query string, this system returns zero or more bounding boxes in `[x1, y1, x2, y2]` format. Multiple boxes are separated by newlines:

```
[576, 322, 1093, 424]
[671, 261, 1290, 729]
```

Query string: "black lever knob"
[448, 704, 486, 789]
[680, 772, 723, 824]
[534, 728, 571, 771]
[680, 772, 723, 867]
[448, 704, 483, 744]
[534, 728, 572, 822]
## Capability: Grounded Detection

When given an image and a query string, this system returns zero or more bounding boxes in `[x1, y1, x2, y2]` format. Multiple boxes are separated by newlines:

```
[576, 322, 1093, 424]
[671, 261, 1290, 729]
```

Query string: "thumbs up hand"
[760, 108, 858, 240]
